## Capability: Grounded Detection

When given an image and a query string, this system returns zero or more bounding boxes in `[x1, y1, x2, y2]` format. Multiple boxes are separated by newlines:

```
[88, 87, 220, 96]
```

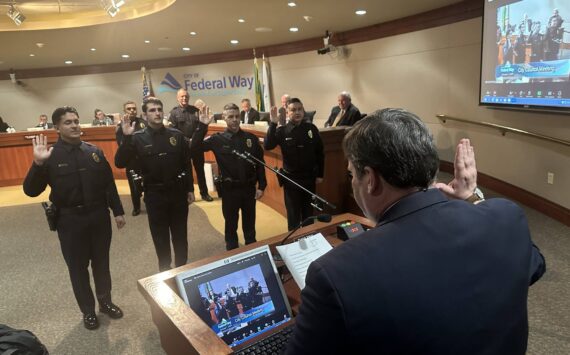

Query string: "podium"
[137, 213, 373, 355]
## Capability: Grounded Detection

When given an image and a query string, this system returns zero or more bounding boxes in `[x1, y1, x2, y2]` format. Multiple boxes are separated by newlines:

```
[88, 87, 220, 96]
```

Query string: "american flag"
[142, 67, 155, 101]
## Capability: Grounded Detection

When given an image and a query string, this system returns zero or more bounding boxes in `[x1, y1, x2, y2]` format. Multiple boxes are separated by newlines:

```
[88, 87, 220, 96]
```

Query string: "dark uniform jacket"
[239, 108, 260, 124]
[286, 189, 546, 355]
[115, 125, 194, 193]
[197, 123, 267, 190]
[325, 104, 362, 127]
[116, 116, 146, 171]
[264, 121, 324, 180]
[23, 139, 124, 216]
[169, 105, 204, 155]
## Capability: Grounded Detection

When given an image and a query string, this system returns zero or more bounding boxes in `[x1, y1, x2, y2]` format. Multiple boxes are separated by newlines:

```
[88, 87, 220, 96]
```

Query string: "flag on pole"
[261, 54, 272, 111]
[142, 66, 155, 101]
[253, 54, 264, 112]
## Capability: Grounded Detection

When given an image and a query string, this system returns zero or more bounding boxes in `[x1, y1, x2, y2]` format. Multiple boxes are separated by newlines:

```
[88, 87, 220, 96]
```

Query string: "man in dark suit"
[239, 98, 260, 124]
[286, 108, 546, 354]
[35, 114, 54, 129]
[324, 91, 362, 127]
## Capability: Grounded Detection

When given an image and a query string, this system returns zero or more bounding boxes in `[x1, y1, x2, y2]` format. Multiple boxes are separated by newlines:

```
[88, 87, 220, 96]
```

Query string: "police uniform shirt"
[23, 139, 124, 216]
[115, 125, 194, 192]
[202, 127, 267, 190]
[264, 121, 324, 179]
[169, 105, 200, 139]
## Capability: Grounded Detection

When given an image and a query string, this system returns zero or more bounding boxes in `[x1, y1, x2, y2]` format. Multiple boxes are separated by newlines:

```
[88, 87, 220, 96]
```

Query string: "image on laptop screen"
[175, 245, 293, 348]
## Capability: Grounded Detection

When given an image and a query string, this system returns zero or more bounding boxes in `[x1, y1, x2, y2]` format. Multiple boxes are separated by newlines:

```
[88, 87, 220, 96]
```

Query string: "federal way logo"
[158, 72, 182, 93]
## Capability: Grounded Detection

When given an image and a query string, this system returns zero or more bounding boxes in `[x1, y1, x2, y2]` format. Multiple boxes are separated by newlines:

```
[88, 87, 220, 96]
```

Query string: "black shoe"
[132, 209, 140, 216]
[201, 194, 214, 202]
[99, 302, 124, 319]
[83, 313, 99, 330]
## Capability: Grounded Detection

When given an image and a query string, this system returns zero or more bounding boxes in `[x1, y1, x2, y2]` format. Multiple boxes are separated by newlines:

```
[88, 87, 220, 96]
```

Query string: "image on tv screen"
[480, 0, 570, 110]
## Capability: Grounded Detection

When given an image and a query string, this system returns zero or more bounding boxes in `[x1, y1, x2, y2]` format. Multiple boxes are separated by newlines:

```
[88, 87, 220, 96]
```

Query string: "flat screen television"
[480, 0, 570, 111]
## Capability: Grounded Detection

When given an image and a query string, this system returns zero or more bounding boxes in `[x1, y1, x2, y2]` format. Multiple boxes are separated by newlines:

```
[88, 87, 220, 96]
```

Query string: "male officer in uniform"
[116, 100, 146, 216]
[115, 97, 195, 272]
[266, 98, 324, 230]
[23, 106, 126, 330]
[194, 103, 266, 250]
[169, 88, 214, 202]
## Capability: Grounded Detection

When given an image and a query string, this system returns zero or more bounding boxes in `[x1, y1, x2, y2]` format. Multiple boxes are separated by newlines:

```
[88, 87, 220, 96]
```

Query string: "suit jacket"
[286, 189, 545, 355]
[240, 108, 260, 124]
[325, 104, 362, 127]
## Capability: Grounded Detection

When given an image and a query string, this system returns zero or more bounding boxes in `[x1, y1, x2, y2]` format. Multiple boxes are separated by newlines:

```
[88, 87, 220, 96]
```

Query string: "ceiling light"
[90, 48, 96, 51]
[6, 5, 25, 26]
[230, 40, 239, 45]
[121, 54, 130, 58]
[355, 10, 367, 16]
[303, 16, 312, 22]
[189, 31, 197, 36]
[64, 60, 73, 64]
[238, 18, 245, 23]
[289, 27, 299, 32]
[288, 2, 297, 7]
[29, 54, 35, 57]
[182, 47, 190, 51]
[144, 40, 150, 43]
[36, 43, 44, 48]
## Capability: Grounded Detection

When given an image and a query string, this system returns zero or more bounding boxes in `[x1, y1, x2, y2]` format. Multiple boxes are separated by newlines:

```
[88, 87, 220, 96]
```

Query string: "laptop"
[175, 245, 294, 351]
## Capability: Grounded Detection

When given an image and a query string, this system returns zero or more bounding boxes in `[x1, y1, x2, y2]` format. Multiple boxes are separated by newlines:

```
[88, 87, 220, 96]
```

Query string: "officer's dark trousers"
[221, 184, 256, 250]
[191, 152, 209, 197]
[126, 167, 142, 211]
[56, 208, 112, 315]
[283, 178, 316, 231]
[144, 189, 189, 271]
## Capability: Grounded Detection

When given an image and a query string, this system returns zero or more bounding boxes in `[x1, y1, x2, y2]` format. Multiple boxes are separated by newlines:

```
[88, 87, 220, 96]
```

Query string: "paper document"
[275, 233, 333, 290]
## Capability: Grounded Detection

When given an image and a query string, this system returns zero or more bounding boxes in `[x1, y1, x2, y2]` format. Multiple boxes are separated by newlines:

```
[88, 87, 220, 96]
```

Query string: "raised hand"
[269, 106, 279, 124]
[121, 114, 136, 136]
[32, 134, 53, 166]
[434, 138, 477, 200]
[199, 105, 213, 125]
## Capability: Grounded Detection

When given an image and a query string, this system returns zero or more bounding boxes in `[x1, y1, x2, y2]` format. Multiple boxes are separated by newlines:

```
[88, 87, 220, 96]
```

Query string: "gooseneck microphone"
[280, 214, 332, 245]
[232, 149, 255, 165]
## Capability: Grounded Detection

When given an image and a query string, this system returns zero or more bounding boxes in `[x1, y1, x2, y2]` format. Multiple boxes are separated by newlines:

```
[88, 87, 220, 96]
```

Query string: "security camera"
[317, 30, 336, 55]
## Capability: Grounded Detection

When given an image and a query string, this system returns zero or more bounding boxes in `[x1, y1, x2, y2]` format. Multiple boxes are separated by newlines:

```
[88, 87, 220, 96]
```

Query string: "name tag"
[58, 163, 69, 168]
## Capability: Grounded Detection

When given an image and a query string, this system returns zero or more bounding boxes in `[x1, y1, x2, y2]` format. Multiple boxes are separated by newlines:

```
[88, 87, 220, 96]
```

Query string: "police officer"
[195, 103, 266, 250]
[169, 88, 214, 202]
[115, 97, 195, 271]
[116, 100, 146, 216]
[265, 98, 324, 230]
[23, 106, 126, 330]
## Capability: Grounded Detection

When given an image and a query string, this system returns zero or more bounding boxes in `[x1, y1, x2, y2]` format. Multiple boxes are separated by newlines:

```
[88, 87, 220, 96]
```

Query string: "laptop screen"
[175, 245, 293, 348]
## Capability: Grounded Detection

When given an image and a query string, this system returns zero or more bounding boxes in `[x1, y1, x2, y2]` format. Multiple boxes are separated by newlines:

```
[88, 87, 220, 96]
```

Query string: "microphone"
[280, 214, 332, 245]
[232, 149, 255, 165]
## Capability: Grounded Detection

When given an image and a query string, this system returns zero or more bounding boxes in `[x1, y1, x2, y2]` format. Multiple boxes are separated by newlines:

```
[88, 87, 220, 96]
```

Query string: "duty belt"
[58, 202, 107, 215]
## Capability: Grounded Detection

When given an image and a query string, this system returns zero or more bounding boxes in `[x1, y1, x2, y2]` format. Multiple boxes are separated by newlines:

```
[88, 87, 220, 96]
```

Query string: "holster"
[41, 202, 58, 231]
[128, 169, 143, 197]
[214, 175, 224, 198]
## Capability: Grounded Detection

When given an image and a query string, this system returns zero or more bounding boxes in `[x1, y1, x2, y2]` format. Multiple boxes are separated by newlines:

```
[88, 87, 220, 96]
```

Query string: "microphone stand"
[239, 150, 336, 212]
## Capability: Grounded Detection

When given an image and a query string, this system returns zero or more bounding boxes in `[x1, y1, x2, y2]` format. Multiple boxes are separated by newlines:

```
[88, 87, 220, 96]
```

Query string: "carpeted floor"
[0, 178, 569, 354]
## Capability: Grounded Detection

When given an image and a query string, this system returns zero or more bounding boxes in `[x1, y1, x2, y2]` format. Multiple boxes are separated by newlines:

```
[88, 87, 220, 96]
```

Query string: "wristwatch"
[465, 187, 485, 204]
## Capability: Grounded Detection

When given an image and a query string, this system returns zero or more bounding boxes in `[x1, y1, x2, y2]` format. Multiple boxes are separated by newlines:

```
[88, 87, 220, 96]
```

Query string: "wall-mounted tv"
[480, 0, 570, 111]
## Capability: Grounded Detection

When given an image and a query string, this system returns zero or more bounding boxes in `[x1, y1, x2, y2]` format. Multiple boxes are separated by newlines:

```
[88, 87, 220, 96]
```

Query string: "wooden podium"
[137, 213, 372, 355]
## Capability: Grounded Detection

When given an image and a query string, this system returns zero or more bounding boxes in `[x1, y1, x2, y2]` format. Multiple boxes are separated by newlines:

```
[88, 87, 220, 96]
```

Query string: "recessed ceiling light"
[255, 27, 272, 32]
[64, 60, 72, 64]
[230, 40, 239, 44]
[29, 54, 35, 57]
[182, 47, 190, 51]
[288, 2, 296, 7]
[238, 18, 245, 23]
[189, 31, 197, 36]
[157, 47, 172, 51]
[90, 48, 96, 51]
[144, 40, 150, 44]
[355, 9, 367, 15]
[289, 27, 299, 32]
[303, 15, 312, 22]
[121, 54, 130, 58]
[35, 43, 44, 48]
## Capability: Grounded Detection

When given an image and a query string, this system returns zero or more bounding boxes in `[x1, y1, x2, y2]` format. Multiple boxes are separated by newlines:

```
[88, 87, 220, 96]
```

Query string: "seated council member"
[240, 98, 260, 124]
[286, 109, 546, 354]
[92, 109, 114, 126]
[35, 114, 54, 129]
[194, 103, 267, 250]
[23, 106, 126, 330]
[324, 91, 362, 127]
[266, 98, 324, 231]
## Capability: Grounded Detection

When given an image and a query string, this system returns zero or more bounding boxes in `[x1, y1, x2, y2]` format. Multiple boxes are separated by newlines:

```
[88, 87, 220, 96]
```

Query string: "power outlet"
[547, 172, 554, 185]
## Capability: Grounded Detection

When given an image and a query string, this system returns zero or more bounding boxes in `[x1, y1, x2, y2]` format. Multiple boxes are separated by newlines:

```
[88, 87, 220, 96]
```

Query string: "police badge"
[140, 122, 145, 129]
[308, 130, 313, 139]
[246, 138, 252, 148]
[170, 137, 177, 146]
[92, 152, 100, 163]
